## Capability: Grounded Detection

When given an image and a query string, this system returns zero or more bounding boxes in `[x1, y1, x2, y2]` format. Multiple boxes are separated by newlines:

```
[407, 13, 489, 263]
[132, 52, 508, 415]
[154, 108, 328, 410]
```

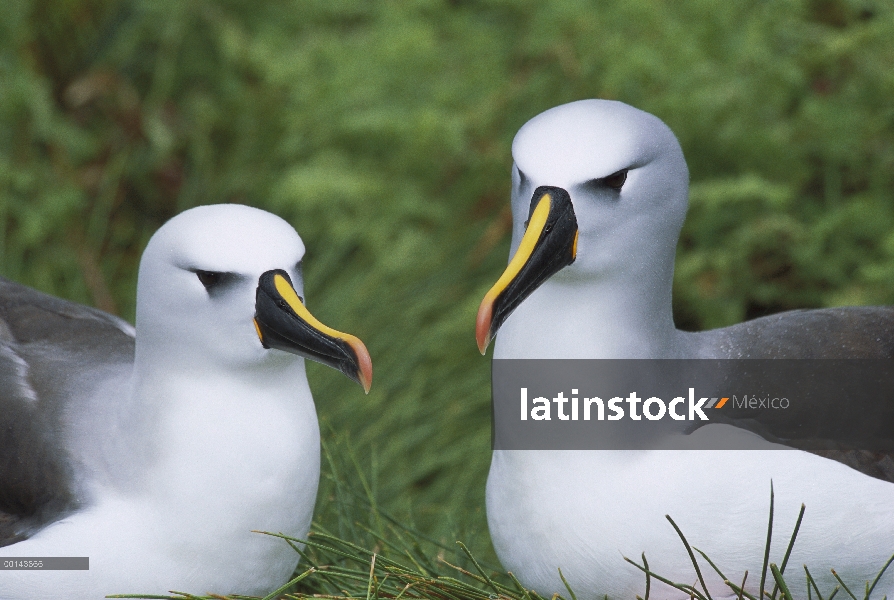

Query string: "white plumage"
[0, 204, 370, 599]
[479, 100, 894, 600]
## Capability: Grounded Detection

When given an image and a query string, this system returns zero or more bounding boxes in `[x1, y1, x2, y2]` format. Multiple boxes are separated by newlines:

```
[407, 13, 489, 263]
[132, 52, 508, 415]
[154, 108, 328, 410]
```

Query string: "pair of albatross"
[0, 205, 371, 598]
[476, 100, 894, 599]
[0, 100, 891, 600]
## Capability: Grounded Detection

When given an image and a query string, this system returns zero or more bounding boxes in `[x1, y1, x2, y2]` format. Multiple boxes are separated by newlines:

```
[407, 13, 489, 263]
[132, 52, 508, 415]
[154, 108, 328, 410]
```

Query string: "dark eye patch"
[603, 169, 628, 190]
[196, 270, 222, 289]
[583, 168, 629, 194]
[517, 167, 530, 191]
[192, 269, 245, 298]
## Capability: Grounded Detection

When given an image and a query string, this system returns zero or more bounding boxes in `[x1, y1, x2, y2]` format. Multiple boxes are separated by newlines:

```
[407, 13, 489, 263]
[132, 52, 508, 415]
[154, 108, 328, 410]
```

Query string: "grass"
[109, 447, 894, 600]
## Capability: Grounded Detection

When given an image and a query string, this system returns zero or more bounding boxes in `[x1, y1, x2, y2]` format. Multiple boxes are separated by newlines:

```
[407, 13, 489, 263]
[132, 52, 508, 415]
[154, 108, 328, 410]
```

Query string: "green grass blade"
[770, 563, 794, 600]
[642, 553, 651, 600]
[832, 570, 859, 600]
[723, 575, 760, 600]
[771, 503, 805, 600]
[693, 548, 757, 600]
[666, 515, 713, 600]
[760, 482, 775, 600]
[365, 553, 378, 600]
[456, 541, 501, 595]
[865, 553, 894, 600]
[392, 582, 415, 600]
[355, 522, 430, 577]
[262, 567, 317, 600]
[624, 555, 708, 600]
[694, 547, 727, 583]
[558, 568, 578, 600]
[507, 571, 534, 600]
[805, 565, 826, 600]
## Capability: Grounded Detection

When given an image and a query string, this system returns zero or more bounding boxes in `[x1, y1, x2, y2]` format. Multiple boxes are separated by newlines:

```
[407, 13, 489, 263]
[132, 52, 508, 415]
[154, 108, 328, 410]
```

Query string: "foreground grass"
[109, 509, 894, 600]
[111, 444, 893, 600]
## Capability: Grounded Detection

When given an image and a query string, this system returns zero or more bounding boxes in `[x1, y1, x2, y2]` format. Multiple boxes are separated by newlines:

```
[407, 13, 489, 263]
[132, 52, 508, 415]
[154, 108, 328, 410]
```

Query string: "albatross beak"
[254, 269, 372, 393]
[476, 186, 578, 354]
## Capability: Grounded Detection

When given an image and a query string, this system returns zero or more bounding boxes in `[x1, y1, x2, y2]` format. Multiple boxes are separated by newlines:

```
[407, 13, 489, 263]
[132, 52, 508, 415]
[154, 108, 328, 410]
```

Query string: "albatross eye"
[189, 268, 245, 298]
[196, 270, 224, 290]
[603, 169, 628, 190]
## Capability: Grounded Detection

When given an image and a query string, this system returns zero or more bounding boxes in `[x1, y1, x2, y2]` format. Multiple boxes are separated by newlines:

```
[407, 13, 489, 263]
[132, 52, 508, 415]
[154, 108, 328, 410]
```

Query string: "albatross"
[0, 204, 372, 599]
[476, 100, 894, 600]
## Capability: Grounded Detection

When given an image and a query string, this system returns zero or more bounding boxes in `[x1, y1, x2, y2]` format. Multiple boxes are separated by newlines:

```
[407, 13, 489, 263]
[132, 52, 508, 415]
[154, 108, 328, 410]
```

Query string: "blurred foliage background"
[2, 0, 894, 570]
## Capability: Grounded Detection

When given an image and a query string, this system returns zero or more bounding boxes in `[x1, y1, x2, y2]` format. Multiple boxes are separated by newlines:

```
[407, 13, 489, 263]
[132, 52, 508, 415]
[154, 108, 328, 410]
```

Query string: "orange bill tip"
[351, 338, 373, 394]
[476, 297, 493, 355]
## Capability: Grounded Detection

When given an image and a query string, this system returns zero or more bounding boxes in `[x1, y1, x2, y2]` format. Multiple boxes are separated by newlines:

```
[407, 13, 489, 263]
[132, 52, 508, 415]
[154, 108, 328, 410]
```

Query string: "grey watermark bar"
[1, 557, 89, 570]
[492, 359, 894, 450]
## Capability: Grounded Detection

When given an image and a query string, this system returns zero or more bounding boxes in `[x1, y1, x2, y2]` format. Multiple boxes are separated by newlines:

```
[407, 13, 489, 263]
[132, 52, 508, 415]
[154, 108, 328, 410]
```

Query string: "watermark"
[1, 557, 89, 570]
[492, 359, 893, 450]
[519, 388, 789, 421]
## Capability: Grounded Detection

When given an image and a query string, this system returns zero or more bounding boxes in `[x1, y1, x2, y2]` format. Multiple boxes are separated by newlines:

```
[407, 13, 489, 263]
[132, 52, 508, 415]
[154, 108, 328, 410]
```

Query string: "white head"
[478, 100, 690, 353]
[135, 204, 305, 373]
[134, 204, 371, 388]
[510, 99, 688, 281]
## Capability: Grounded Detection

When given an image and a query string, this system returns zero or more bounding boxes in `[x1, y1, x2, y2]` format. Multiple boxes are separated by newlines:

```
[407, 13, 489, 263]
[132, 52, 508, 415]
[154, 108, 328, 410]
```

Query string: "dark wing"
[698, 306, 894, 483]
[0, 276, 134, 546]
[702, 306, 894, 359]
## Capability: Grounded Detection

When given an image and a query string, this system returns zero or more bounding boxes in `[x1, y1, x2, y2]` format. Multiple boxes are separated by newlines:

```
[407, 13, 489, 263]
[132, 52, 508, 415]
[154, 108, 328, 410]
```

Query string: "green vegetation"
[105, 457, 893, 600]
[2, 0, 893, 597]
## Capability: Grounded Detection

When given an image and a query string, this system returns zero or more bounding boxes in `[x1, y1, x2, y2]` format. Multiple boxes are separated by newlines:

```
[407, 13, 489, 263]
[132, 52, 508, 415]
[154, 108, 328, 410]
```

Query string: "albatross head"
[477, 100, 689, 353]
[135, 204, 372, 392]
